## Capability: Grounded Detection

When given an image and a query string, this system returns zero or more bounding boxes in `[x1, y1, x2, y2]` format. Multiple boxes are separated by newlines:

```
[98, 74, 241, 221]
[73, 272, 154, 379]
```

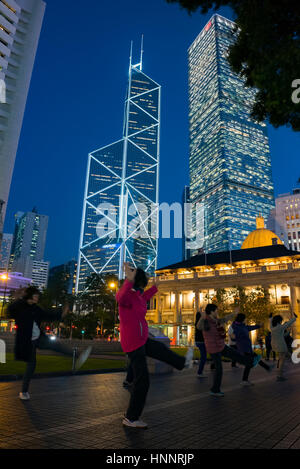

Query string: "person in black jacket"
[195, 311, 208, 378]
[8, 287, 92, 400]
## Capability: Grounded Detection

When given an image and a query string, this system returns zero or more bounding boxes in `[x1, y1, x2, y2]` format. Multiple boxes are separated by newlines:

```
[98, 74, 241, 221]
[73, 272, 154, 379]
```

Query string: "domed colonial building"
[146, 217, 300, 346]
[242, 216, 283, 250]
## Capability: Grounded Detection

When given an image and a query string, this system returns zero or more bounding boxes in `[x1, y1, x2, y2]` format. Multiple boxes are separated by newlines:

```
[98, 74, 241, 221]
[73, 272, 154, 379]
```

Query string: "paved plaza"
[1, 362, 300, 449]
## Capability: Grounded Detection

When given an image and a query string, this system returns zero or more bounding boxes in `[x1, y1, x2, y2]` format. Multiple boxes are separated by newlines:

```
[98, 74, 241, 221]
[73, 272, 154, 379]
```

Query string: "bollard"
[72, 347, 78, 372]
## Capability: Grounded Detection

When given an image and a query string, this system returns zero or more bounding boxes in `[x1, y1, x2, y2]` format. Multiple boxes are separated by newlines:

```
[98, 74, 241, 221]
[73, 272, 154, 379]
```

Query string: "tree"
[230, 286, 277, 327]
[167, 0, 300, 131]
[74, 273, 118, 337]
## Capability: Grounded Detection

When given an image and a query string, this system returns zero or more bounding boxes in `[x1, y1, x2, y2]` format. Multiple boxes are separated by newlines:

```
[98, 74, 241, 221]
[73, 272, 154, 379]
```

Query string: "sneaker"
[184, 347, 194, 369]
[252, 354, 261, 368]
[122, 417, 148, 429]
[19, 392, 30, 401]
[277, 376, 287, 382]
[74, 346, 92, 372]
[240, 380, 254, 386]
[210, 391, 224, 397]
[197, 373, 208, 378]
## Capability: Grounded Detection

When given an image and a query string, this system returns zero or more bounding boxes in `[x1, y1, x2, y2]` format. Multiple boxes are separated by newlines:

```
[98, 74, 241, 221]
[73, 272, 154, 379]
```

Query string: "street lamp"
[0, 273, 9, 319]
[109, 281, 118, 339]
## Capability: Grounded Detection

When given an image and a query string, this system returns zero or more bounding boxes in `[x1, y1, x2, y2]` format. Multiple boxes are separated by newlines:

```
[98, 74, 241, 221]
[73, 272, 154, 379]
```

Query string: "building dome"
[242, 216, 283, 249]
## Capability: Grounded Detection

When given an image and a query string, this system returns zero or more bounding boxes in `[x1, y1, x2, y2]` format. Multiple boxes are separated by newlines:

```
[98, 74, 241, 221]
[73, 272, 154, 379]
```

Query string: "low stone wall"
[0, 333, 123, 355]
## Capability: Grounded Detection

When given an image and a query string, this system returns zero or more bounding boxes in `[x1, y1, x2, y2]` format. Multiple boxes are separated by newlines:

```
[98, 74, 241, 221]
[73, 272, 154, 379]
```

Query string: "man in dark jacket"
[8, 287, 92, 400]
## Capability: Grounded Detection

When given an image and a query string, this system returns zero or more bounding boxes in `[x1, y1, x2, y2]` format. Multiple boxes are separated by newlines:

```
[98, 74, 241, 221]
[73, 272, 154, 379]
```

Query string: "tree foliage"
[167, 0, 300, 130]
[209, 286, 277, 326]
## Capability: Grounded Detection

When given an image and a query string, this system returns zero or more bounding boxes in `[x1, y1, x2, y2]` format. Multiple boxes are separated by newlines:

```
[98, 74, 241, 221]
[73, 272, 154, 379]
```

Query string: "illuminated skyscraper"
[76, 46, 160, 292]
[0, 0, 46, 246]
[188, 14, 275, 254]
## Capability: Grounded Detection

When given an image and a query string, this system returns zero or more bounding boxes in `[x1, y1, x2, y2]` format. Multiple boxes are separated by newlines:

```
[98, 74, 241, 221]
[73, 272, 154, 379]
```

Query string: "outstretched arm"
[247, 325, 261, 332]
[282, 317, 296, 330]
[219, 312, 236, 325]
[142, 285, 158, 302]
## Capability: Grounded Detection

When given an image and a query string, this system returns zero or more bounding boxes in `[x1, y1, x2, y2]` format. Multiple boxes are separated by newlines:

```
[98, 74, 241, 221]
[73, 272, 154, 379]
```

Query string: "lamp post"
[0, 273, 9, 320]
[109, 281, 118, 339]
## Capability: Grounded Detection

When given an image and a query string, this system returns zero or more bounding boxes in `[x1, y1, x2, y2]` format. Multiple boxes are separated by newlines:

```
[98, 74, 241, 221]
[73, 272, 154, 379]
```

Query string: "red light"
[205, 21, 212, 32]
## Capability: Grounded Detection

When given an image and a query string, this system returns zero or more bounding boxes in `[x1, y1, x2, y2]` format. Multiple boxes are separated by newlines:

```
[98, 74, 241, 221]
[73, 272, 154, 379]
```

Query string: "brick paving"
[1, 360, 300, 449]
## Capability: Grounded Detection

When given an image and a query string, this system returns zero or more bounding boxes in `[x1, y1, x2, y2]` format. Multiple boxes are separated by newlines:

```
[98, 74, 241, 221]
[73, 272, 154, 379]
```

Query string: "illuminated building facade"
[147, 220, 300, 345]
[76, 48, 160, 292]
[268, 189, 300, 252]
[188, 14, 275, 254]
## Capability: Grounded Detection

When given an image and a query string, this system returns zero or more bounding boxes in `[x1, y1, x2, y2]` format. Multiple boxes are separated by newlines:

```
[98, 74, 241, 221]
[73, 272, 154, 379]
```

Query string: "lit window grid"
[76, 66, 161, 293]
[188, 14, 275, 253]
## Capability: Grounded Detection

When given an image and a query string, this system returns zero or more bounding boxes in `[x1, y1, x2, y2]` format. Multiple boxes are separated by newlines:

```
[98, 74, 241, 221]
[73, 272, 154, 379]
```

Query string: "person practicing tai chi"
[231, 313, 273, 386]
[197, 304, 261, 397]
[270, 312, 297, 381]
[8, 287, 92, 400]
[195, 311, 208, 378]
[117, 262, 194, 429]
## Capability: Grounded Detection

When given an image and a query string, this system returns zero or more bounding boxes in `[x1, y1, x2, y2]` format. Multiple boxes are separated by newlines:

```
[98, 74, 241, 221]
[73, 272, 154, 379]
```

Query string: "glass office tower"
[188, 14, 275, 254]
[76, 51, 160, 292]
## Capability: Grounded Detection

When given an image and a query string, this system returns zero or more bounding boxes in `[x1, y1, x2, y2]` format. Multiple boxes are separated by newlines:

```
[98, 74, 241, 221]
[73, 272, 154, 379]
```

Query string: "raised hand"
[124, 262, 136, 282]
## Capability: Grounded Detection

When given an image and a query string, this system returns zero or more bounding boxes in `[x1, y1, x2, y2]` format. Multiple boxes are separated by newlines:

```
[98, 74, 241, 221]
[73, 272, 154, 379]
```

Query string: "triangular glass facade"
[76, 61, 160, 292]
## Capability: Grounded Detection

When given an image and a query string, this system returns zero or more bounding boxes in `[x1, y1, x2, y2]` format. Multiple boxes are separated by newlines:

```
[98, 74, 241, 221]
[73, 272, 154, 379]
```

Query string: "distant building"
[49, 260, 77, 295]
[0, 0, 46, 241]
[182, 186, 191, 261]
[146, 218, 300, 345]
[0, 271, 31, 301]
[10, 208, 48, 273]
[188, 15, 275, 254]
[76, 47, 160, 292]
[268, 189, 300, 251]
[24, 259, 49, 289]
[0, 233, 13, 270]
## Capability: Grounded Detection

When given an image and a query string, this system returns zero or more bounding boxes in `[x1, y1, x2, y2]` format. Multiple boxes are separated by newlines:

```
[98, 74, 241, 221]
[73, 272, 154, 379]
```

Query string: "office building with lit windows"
[76, 49, 160, 292]
[0, 232, 12, 270]
[188, 14, 275, 254]
[268, 189, 300, 251]
[10, 208, 48, 274]
[0, 0, 45, 244]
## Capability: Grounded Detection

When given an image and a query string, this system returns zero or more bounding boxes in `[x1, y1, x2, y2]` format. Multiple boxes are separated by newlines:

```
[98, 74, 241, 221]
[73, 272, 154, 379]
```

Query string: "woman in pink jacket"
[117, 262, 193, 429]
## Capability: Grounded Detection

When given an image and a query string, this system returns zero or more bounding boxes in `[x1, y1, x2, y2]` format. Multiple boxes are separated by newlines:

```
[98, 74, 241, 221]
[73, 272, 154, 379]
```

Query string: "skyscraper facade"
[76, 50, 160, 293]
[49, 260, 77, 295]
[268, 189, 300, 252]
[0, 0, 45, 245]
[0, 232, 12, 270]
[188, 14, 275, 254]
[10, 208, 48, 273]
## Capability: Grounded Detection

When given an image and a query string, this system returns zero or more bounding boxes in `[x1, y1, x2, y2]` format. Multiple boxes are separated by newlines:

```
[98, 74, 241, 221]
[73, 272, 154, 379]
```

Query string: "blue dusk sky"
[4, 0, 300, 270]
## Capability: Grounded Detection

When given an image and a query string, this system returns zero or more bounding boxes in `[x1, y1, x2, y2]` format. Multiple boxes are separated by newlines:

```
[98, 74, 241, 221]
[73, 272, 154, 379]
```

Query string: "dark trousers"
[195, 342, 207, 375]
[125, 362, 134, 383]
[266, 346, 276, 361]
[22, 335, 73, 393]
[210, 345, 253, 393]
[230, 344, 238, 366]
[126, 338, 186, 421]
[242, 352, 270, 381]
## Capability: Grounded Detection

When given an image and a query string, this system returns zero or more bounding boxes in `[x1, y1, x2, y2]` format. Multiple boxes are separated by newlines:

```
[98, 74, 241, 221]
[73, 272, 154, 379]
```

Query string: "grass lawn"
[0, 354, 126, 376]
